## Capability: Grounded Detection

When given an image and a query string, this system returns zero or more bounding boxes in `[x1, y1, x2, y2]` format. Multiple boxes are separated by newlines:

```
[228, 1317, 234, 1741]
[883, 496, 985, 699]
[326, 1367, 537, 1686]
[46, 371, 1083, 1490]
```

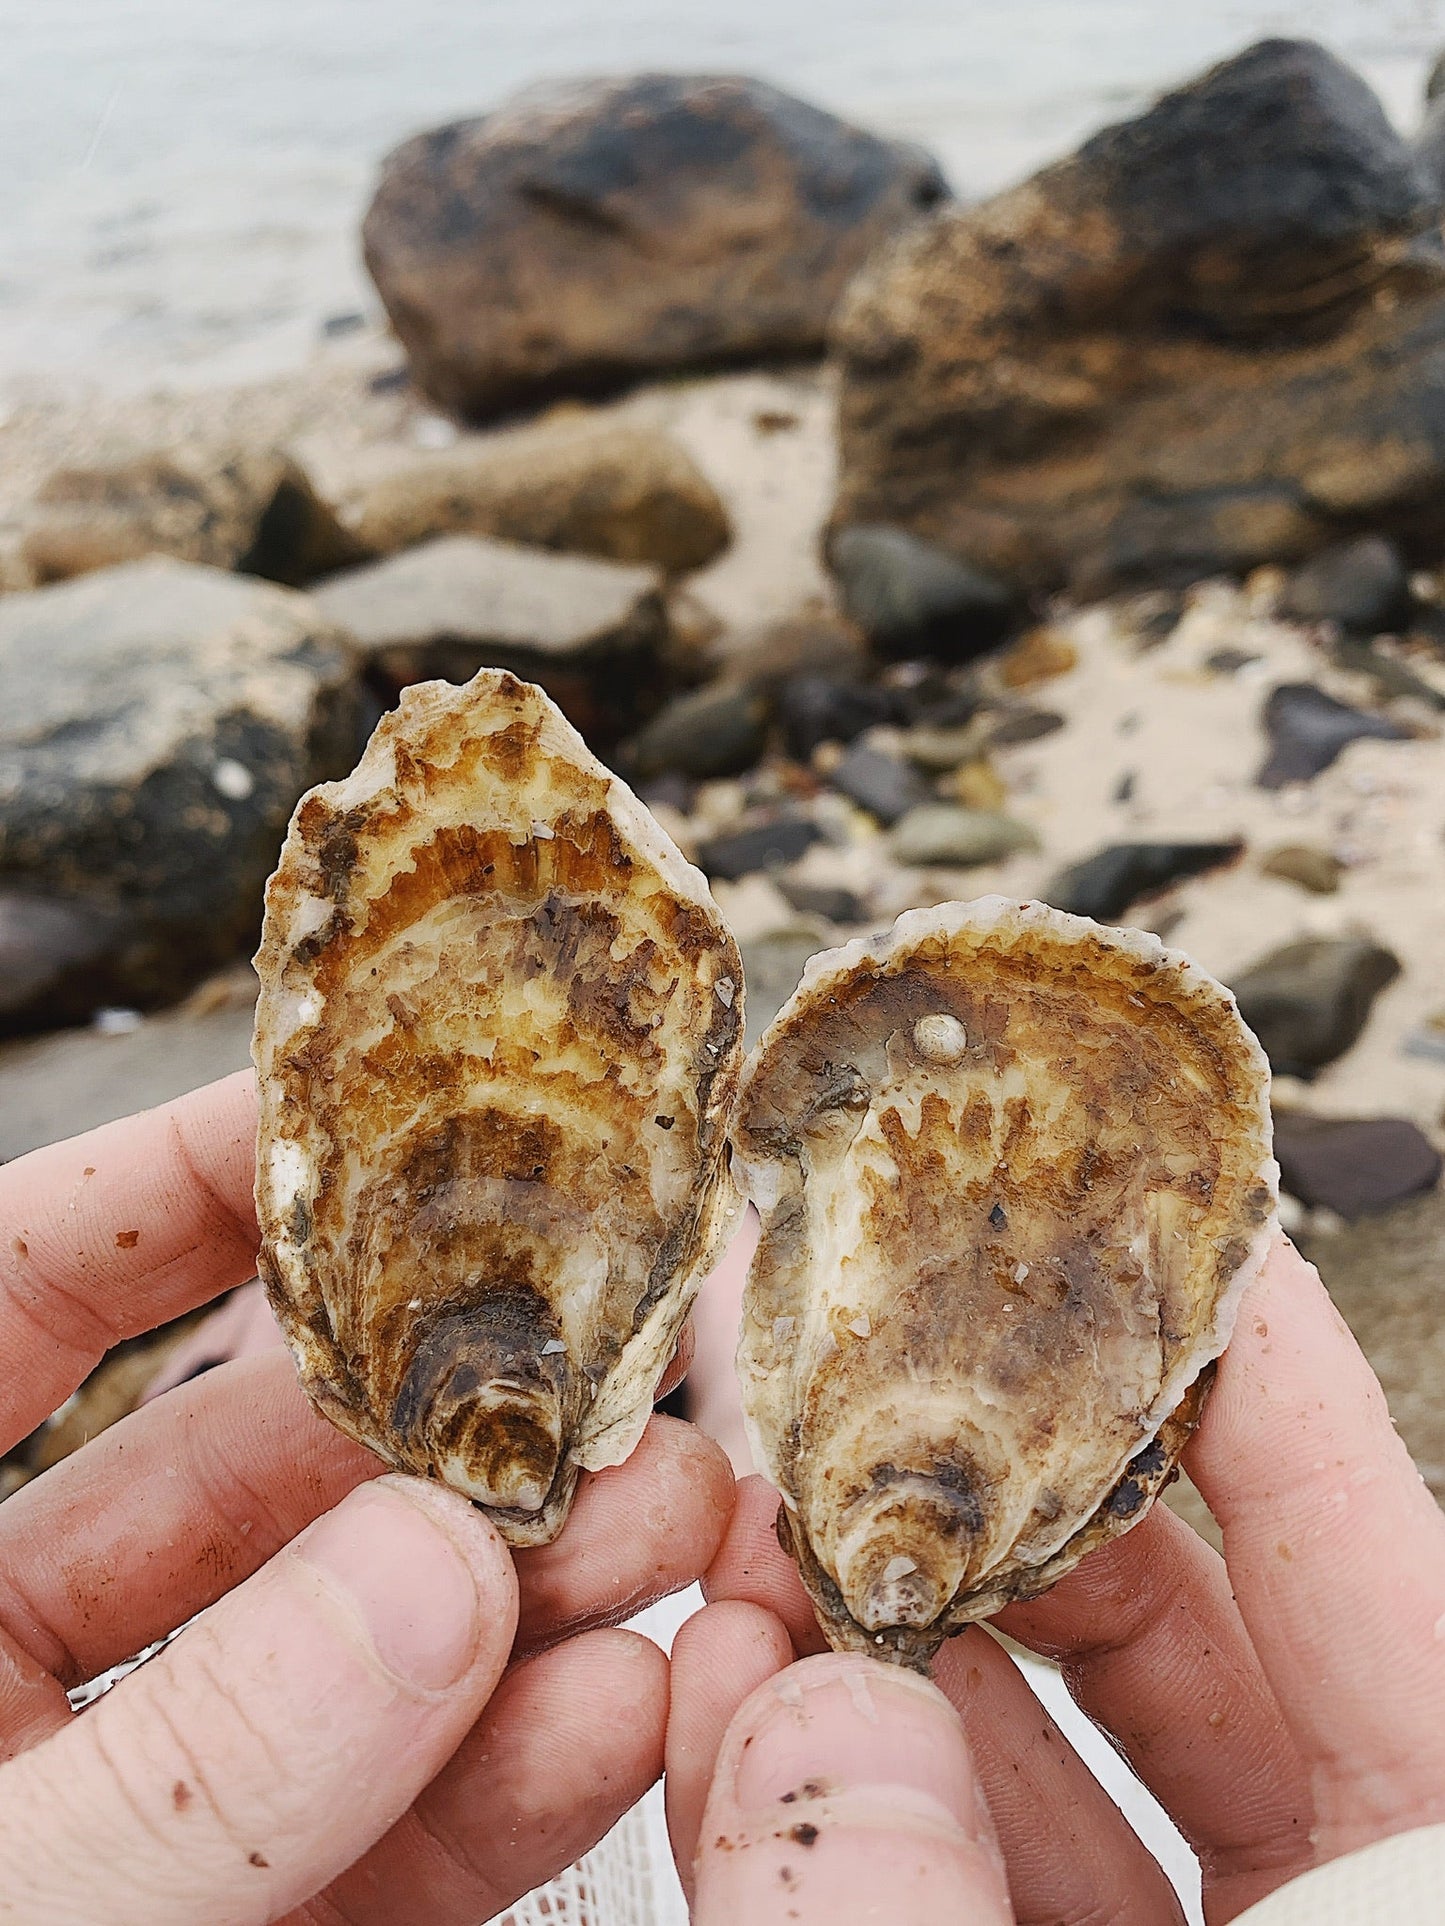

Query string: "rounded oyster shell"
[732, 897, 1277, 1666]
[253, 669, 743, 1545]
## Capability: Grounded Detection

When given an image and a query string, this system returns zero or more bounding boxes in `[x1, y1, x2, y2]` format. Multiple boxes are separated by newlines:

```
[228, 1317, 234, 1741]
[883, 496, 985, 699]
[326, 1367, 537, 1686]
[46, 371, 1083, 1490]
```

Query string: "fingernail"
[730, 1653, 976, 1823]
[295, 1477, 482, 1692]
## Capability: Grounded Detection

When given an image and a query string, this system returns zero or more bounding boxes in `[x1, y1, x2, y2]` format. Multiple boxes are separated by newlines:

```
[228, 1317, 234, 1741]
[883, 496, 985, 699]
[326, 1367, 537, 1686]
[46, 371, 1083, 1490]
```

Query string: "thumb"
[0, 1475, 518, 1926]
[694, 1652, 1015, 1926]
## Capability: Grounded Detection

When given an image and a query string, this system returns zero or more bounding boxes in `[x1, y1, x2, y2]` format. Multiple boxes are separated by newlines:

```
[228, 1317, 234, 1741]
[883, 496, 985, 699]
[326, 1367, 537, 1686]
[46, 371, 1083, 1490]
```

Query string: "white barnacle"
[912, 1012, 968, 1064]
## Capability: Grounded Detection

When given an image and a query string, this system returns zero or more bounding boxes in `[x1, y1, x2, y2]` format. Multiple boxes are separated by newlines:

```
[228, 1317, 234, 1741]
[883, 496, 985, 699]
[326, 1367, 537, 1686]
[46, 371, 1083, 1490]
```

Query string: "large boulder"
[0, 560, 360, 1032]
[311, 534, 667, 746]
[832, 40, 1445, 598]
[350, 414, 731, 571]
[21, 446, 368, 589]
[362, 74, 948, 417]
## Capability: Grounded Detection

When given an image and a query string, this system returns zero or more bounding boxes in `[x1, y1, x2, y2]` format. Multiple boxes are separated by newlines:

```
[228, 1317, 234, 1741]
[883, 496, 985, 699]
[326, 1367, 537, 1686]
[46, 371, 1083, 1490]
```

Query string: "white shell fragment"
[732, 897, 1277, 1666]
[253, 669, 744, 1546]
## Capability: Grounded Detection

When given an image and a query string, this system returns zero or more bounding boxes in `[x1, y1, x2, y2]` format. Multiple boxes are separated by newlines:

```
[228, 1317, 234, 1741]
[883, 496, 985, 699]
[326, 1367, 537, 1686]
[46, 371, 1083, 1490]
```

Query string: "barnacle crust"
[732, 897, 1276, 1665]
[253, 669, 743, 1545]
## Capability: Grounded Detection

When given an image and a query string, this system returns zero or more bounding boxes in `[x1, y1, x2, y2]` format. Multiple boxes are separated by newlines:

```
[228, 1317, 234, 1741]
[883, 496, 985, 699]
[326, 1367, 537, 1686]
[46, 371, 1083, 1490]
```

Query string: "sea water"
[3, 0, 1445, 397]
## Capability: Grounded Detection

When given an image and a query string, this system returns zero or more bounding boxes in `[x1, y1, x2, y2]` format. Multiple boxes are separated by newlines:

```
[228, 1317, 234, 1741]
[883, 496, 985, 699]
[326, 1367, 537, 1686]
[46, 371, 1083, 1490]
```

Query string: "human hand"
[0, 1070, 733, 1925]
[668, 1235, 1445, 1923]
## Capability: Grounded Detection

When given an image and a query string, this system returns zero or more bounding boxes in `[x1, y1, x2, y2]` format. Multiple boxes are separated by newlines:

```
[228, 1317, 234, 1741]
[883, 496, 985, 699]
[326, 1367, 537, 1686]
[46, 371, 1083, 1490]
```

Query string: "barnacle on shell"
[253, 669, 743, 1545]
[732, 897, 1277, 1667]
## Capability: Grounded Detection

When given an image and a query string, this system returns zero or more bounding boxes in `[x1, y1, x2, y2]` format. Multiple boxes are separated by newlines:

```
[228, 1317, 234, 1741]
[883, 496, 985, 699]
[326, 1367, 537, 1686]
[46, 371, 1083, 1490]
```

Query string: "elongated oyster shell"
[253, 669, 743, 1545]
[733, 897, 1276, 1666]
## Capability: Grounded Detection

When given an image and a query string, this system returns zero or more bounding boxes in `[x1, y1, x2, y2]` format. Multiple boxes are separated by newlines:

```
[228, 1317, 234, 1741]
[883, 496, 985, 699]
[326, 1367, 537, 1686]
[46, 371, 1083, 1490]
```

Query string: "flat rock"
[350, 416, 731, 572]
[832, 40, 1445, 597]
[777, 879, 867, 924]
[890, 803, 1039, 868]
[829, 525, 1018, 661]
[1274, 1111, 1442, 1219]
[696, 815, 822, 881]
[311, 534, 666, 746]
[826, 741, 931, 825]
[1257, 681, 1409, 787]
[0, 560, 360, 1029]
[778, 673, 893, 758]
[625, 681, 769, 781]
[1230, 935, 1402, 1077]
[1280, 535, 1412, 632]
[1044, 840, 1244, 924]
[1260, 842, 1344, 893]
[22, 445, 366, 589]
[363, 74, 948, 417]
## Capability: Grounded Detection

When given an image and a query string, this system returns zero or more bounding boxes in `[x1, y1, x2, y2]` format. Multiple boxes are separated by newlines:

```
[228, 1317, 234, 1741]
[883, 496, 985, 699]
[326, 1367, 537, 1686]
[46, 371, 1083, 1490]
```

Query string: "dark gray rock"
[0, 559, 360, 1030]
[696, 816, 822, 881]
[890, 804, 1039, 867]
[312, 534, 666, 747]
[777, 879, 867, 924]
[827, 741, 931, 825]
[1230, 936, 1402, 1077]
[830, 525, 1018, 662]
[363, 74, 948, 417]
[984, 708, 1066, 749]
[625, 682, 769, 780]
[778, 673, 893, 759]
[833, 40, 1445, 598]
[1044, 841, 1244, 924]
[1204, 646, 1264, 675]
[1273, 1111, 1442, 1218]
[740, 925, 828, 1047]
[1280, 536, 1412, 632]
[1257, 681, 1410, 787]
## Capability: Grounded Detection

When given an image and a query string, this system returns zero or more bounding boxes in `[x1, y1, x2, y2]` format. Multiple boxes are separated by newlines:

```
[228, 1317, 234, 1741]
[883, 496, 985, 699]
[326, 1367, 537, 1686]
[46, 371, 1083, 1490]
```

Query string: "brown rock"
[23, 446, 367, 588]
[1260, 843, 1344, 893]
[351, 416, 731, 572]
[363, 74, 948, 418]
[998, 626, 1079, 689]
[832, 40, 1445, 597]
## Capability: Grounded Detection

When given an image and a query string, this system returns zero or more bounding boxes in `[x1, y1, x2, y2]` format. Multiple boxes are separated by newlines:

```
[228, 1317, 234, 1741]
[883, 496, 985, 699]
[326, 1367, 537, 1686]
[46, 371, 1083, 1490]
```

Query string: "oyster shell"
[732, 897, 1276, 1666]
[253, 669, 743, 1545]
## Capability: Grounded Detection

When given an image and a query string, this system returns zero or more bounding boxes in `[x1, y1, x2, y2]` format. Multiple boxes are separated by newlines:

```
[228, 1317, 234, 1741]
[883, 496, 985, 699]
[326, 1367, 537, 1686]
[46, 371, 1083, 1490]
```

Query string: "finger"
[933, 1631, 1186, 1926]
[0, 1352, 379, 1717]
[0, 1070, 258, 1454]
[142, 1277, 285, 1403]
[996, 1503, 1312, 1918]
[0, 1477, 517, 1926]
[693, 1652, 1015, 1925]
[688, 1207, 756, 1473]
[1187, 1235, 1445, 1856]
[513, 1414, 734, 1656]
[702, 1473, 830, 1655]
[301, 1628, 668, 1925]
[0, 1372, 730, 1711]
[666, 1600, 795, 1899]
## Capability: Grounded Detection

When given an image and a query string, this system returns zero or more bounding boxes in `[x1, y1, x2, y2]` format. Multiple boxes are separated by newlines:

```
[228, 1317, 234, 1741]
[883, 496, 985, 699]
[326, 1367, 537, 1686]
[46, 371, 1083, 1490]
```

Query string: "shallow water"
[5, 0, 1445, 397]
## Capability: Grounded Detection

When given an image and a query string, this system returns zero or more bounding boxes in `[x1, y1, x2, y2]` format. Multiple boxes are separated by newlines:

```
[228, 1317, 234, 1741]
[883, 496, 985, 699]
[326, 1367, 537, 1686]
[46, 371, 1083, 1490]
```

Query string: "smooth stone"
[696, 816, 822, 881]
[1281, 535, 1412, 633]
[22, 445, 367, 589]
[777, 879, 868, 924]
[826, 741, 931, 825]
[1260, 843, 1344, 894]
[998, 626, 1079, 688]
[832, 40, 1445, 597]
[0, 560, 359, 1030]
[1257, 681, 1409, 787]
[312, 534, 665, 746]
[1043, 840, 1244, 923]
[1229, 936, 1402, 1077]
[1273, 1112, 1442, 1219]
[1204, 646, 1264, 675]
[890, 803, 1039, 867]
[985, 707, 1066, 749]
[740, 925, 830, 1048]
[362, 74, 947, 417]
[830, 525, 1018, 662]
[778, 673, 893, 758]
[626, 682, 769, 781]
[0, 893, 130, 1031]
[350, 416, 731, 573]
[898, 722, 986, 773]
